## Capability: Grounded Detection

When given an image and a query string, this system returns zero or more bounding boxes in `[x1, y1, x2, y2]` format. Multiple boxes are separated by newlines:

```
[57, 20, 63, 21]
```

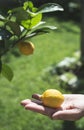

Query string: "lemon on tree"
[40, 89, 64, 108]
[18, 41, 35, 55]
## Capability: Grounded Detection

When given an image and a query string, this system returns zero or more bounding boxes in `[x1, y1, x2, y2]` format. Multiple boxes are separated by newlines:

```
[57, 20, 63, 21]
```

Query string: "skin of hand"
[21, 94, 84, 121]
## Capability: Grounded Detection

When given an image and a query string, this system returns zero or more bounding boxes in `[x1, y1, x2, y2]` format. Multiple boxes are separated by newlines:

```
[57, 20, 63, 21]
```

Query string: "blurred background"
[0, 0, 84, 130]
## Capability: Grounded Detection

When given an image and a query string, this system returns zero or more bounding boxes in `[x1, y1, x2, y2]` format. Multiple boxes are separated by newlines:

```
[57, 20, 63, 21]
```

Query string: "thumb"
[52, 109, 80, 121]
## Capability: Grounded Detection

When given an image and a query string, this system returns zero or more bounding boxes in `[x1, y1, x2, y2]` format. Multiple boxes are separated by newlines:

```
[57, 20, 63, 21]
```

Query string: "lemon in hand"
[40, 89, 64, 108]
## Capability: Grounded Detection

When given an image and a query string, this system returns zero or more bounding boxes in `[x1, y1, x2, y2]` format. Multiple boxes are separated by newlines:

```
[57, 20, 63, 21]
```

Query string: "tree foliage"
[0, 1, 63, 81]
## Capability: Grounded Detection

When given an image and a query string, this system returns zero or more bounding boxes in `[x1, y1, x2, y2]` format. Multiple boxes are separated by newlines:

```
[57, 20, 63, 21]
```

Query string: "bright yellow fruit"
[40, 89, 64, 108]
[18, 41, 34, 55]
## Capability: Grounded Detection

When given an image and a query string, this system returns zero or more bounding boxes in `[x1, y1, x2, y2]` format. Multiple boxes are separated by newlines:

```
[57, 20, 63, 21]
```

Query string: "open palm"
[21, 94, 84, 121]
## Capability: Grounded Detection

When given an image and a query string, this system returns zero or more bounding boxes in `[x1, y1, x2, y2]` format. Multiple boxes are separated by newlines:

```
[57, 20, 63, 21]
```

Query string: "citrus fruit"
[18, 41, 34, 55]
[40, 89, 64, 108]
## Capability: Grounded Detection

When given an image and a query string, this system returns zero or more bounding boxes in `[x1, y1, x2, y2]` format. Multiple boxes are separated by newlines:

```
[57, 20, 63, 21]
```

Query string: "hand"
[21, 94, 84, 121]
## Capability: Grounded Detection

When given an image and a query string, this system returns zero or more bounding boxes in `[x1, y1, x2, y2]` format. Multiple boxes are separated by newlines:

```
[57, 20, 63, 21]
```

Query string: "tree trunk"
[74, 0, 84, 81]
[80, 0, 84, 63]
[62, 121, 77, 130]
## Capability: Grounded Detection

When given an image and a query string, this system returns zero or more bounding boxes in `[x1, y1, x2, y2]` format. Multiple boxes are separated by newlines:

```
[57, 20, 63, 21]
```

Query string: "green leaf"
[21, 13, 42, 29]
[10, 7, 29, 23]
[2, 64, 13, 81]
[23, 1, 37, 15]
[21, 19, 31, 29]
[31, 21, 46, 29]
[34, 26, 56, 35]
[25, 25, 57, 39]
[30, 13, 42, 28]
[0, 14, 5, 20]
[0, 21, 5, 27]
[37, 3, 64, 14]
[0, 15, 5, 27]
[31, 25, 57, 34]
[40, 26, 57, 30]
[6, 21, 21, 36]
[23, 1, 33, 10]
[27, 30, 49, 38]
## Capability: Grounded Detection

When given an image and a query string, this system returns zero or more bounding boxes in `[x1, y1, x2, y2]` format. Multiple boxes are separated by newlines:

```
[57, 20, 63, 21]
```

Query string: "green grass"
[0, 16, 83, 130]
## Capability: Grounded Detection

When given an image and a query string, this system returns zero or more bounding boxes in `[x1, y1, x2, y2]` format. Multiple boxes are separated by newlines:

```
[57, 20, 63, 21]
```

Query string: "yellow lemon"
[40, 89, 64, 108]
[18, 41, 35, 55]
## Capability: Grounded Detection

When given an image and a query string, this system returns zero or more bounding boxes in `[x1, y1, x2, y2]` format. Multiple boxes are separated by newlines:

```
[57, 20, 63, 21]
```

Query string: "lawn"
[0, 16, 83, 130]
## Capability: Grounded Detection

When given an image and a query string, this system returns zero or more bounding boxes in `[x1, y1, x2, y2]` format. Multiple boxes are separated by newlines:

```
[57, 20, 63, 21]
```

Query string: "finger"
[32, 94, 42, 101]
[25, 102, 45, 115]
[21, 99, 42, 106]
[21, 99, 31, 106]
[52, 109, 81, 121]
[25, 102, 57, 118]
